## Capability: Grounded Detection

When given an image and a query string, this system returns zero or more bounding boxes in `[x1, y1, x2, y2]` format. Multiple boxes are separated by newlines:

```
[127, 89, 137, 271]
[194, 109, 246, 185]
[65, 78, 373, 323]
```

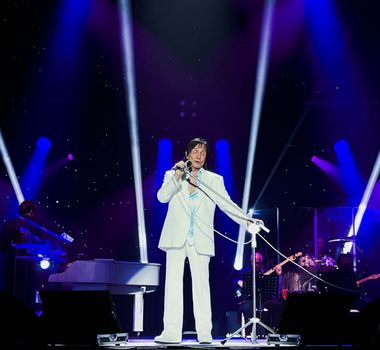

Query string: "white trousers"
[163, 243, 212, 340]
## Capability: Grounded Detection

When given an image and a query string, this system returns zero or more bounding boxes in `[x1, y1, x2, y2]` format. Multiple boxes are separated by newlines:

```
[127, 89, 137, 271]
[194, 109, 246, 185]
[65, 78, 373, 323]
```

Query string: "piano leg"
[133, 287, 146, 334]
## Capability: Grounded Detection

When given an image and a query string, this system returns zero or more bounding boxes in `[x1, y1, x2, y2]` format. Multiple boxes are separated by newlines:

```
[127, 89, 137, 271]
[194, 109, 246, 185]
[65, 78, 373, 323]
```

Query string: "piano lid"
[48, 259, 160, 287]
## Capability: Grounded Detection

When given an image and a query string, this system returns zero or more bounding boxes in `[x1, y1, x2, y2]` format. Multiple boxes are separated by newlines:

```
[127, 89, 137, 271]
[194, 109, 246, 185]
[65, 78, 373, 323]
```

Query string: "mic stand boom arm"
[183, 168, 269, 233]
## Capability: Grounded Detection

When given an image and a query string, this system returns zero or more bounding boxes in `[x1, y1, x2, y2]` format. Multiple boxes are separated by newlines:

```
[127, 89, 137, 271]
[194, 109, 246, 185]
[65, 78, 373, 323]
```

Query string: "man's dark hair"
[19, 200, 36, 216]
[185, 137, 209, 156]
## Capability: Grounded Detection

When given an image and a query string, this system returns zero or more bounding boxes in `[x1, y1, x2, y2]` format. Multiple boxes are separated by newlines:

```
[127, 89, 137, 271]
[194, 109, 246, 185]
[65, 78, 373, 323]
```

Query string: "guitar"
[356, 273, 380, 286]
[263, 252, 303, 275]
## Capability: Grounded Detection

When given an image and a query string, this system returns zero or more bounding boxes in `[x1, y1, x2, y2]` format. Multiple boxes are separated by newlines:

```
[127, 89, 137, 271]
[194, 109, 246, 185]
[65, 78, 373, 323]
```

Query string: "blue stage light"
[36, 137, 52, 150]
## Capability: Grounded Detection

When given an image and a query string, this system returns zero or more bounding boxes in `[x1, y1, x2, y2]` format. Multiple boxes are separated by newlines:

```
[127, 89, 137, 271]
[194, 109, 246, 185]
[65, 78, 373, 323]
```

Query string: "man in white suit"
[154, 138, 261, 344]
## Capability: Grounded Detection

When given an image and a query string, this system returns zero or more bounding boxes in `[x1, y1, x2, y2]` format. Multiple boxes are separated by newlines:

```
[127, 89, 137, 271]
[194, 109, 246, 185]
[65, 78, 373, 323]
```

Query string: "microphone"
[247, 219, 270, 233]
[172, 160, 192, 171]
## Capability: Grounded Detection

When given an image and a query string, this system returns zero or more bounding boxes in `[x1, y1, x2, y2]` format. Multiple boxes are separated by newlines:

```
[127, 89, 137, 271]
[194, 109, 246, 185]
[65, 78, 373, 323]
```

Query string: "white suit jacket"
[157, 169, 248, 256]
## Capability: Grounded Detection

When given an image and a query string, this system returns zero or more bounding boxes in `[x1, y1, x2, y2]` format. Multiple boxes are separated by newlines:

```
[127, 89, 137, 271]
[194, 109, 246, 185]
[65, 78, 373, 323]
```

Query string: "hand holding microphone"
[172, 160, 192, 171]
[247, 218, 270, 234]
[172, 160, 192, 180]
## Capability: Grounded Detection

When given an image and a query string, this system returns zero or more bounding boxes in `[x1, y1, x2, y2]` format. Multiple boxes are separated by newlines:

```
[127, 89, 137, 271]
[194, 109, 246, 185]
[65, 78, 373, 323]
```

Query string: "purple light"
[67, 153, 74, 161]
[311, 155, 341, 183]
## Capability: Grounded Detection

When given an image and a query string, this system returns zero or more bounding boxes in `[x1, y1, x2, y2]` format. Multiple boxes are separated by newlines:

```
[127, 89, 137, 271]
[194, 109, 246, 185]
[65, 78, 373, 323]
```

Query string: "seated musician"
[232, 251, 283, 336]
[1, 200, 36, 288]
[315, 237, 336, 272]
[296, 253, 318, 292]
[0, 200, 45, 309]
[295, 238, 336, 293]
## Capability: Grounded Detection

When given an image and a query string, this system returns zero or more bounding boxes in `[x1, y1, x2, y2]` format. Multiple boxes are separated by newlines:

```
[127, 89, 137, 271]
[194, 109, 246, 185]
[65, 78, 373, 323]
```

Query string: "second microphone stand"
[182, 166, 274, 344]
[221, 225, 276, 344]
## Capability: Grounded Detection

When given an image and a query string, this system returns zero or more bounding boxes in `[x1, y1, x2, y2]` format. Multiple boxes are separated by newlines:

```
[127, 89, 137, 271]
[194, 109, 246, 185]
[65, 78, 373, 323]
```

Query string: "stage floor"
[93, 336, 356, 349]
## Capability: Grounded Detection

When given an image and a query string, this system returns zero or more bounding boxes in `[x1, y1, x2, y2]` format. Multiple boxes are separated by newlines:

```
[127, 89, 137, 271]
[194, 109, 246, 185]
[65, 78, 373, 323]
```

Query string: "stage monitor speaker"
[277, 292, 357, 345]
[353, 297, 380, 347]
[0, 291, 43, 346]
[39, 290, 122, 345]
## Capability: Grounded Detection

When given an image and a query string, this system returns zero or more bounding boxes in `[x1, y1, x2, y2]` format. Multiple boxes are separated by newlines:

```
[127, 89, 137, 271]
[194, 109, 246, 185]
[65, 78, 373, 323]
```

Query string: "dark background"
[1, 0, 380, 337]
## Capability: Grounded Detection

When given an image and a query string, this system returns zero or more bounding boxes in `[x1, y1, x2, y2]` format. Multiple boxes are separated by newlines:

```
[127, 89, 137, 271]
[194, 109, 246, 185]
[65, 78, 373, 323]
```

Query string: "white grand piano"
[47, 259, 160, 333]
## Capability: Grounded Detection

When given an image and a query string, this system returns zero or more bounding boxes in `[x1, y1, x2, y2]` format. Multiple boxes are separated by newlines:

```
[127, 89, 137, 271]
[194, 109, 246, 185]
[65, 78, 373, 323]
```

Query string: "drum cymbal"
[328, 238, 355, 243]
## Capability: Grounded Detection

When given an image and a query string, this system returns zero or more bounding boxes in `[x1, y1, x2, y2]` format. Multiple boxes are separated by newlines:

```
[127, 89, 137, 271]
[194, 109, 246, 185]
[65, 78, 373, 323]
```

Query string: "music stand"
[242, 273, 279, 337]
[257, 275, 280, 299]
[243, 274, 279, 310]
[317, 270, 359, 295]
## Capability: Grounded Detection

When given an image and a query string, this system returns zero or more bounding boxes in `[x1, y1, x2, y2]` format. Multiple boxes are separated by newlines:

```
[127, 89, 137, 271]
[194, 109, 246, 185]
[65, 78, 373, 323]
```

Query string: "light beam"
[234, 0, 276, 270]
[343, 150, 380, 254]
[0, 129, 24, 204]
[118, 0, 148, 263]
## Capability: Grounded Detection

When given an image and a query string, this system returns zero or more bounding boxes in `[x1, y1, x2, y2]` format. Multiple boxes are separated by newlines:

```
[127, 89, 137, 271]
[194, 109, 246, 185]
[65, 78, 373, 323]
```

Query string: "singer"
[154, 137, 262, 344]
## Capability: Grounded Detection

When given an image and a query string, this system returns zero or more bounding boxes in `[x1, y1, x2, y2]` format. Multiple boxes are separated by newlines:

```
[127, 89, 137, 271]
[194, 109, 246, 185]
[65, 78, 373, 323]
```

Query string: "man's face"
[187, 143, 207, 170]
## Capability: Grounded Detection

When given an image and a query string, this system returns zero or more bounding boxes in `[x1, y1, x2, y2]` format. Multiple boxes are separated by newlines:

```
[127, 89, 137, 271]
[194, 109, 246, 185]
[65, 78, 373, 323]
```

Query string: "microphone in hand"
[247, 221, 261, 234]
[247, 219, 270, 233]
[172, 160, 192, 171]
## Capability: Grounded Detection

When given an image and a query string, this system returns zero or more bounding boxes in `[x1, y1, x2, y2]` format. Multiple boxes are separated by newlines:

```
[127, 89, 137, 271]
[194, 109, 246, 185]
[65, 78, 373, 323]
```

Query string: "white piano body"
[48, 259, 160, 333]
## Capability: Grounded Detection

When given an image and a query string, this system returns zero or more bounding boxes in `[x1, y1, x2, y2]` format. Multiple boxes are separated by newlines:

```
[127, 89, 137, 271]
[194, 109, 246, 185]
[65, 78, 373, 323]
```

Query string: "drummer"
[315, 237, 337, 272]
[296, 237, 336, 291]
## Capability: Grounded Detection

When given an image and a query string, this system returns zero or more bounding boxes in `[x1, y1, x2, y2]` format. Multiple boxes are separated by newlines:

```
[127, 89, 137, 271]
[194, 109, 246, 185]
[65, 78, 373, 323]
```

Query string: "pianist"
[0, 200, 43, 309]
[154, 138, 262, 345]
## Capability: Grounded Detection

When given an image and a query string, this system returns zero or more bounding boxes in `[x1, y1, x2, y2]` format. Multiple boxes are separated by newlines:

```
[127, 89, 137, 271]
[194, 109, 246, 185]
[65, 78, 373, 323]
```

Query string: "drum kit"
[281, 237, 352, 295]
[282, 253, 337, 294]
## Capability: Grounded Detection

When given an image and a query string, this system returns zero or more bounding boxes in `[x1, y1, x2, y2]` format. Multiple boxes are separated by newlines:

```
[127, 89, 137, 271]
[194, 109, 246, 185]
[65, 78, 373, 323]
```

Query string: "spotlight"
[67, 153, 74, 161]
[40, 258, 50, 270]
[37, 137, 52, 150]
[334, 139, 348, 152]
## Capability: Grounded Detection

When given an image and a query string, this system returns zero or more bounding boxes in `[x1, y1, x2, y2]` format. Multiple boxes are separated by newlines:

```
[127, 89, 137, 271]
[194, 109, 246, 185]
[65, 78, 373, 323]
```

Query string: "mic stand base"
[221, 317, 276, 345]
[222, 226, 275, 345]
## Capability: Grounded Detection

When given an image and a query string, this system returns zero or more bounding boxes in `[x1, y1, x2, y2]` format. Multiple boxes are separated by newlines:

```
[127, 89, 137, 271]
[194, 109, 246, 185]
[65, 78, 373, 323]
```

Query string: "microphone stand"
[221, 225, 276, 344]
[182, 166, 269, 233]
[182, 166, 274, 344]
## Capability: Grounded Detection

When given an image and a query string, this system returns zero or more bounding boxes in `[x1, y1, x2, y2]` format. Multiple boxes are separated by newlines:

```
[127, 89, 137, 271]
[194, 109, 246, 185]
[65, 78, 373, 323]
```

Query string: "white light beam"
[119, 0, 148, 263]
[0, 128, 25, 204]
[343, 149, 380, 253]
[234, 0, 276, 270]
